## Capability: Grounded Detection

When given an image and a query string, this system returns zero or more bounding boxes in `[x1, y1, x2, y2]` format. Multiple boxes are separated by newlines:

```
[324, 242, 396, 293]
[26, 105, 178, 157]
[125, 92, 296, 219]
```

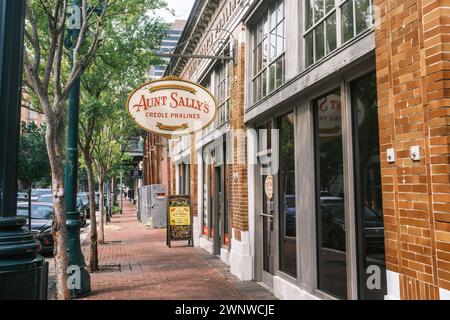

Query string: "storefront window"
[202, 160, 208, 236]
[314, 90, 347, 299]
[180, 163, 190, 195]
[209, 161, 214, 238]
[257, 122, 276, 277]
[252, 0, 285, 103]
[178, 163, 189, 195]
[278, 113, 297, 277]
[202, 76, 214, 135]
[305, 0, 373, 67]
[224, 141, 231, 246]
[223, 166, 230, 246]
[351, 73, 386, 299]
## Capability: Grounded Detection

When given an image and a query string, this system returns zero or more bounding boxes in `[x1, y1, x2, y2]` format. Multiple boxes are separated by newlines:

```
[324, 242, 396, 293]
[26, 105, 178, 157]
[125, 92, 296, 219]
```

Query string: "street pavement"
[72, 200, 276, 300]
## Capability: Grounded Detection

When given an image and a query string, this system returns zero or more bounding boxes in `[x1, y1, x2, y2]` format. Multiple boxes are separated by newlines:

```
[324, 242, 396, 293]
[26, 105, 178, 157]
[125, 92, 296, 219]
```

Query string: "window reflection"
[252, 0, 285, 103]
[305, 0, 373, 67]
[260, 122, 275, 276]
[279, 113, 297, 277]
[315, 90, 347, 299]
[351, 73, 386, 300]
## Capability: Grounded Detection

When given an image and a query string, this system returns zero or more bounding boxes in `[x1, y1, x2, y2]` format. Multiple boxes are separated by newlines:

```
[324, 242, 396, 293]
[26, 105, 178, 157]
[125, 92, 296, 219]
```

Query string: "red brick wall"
[375, 0, 450, 299]
[229, 30, 249, 234]
[169, 140, 176, 195]
[190, 134, 198, 216]
[143, 134, 172, 197]
[160, 138, 170, 194]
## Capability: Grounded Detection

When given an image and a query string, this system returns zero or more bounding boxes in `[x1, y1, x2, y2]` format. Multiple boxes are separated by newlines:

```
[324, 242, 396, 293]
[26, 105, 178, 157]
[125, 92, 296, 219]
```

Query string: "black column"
[0, 0, 25, 214]
[0, 0, 47, 300]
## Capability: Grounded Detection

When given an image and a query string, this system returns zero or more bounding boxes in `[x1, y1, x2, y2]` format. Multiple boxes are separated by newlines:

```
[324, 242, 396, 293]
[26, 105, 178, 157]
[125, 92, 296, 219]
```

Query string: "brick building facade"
[374, 0, 450, 299]
[139, 0, 450, 300]
[143, 134, 171, 191]
[166, 0, 253, 277]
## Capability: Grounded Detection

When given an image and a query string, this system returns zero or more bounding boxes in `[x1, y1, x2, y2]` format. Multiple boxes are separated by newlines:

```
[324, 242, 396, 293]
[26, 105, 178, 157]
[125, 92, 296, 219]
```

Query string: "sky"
[153, 0, 196, 23]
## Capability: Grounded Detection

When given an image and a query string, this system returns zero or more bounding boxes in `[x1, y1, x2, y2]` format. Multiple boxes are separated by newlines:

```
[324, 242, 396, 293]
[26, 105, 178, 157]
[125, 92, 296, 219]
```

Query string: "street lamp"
[64, 0, 90, 298]
[0, 0, 47, 299]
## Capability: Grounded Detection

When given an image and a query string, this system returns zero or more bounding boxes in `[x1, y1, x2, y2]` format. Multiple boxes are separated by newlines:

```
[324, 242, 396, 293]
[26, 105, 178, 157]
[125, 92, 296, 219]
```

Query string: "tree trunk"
[85, 158, 98, 271]
[45, 121, 70, 300]
[98, 180, 105, 244]
[106, 180, 111, 223]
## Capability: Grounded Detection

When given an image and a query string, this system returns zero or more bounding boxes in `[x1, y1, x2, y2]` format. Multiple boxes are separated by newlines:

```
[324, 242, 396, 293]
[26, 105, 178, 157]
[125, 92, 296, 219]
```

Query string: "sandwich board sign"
[166, 195, 193, 247]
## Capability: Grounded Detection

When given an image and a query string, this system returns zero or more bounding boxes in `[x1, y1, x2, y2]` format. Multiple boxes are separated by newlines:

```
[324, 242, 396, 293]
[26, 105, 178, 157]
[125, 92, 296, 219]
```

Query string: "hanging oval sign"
[265, 175, 274, 199]
[126, 76, 218, 137]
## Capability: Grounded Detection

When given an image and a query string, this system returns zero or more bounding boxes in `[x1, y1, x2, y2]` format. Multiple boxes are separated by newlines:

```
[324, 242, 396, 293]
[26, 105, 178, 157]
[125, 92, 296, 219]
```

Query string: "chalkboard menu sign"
[167, 195, 193, 247]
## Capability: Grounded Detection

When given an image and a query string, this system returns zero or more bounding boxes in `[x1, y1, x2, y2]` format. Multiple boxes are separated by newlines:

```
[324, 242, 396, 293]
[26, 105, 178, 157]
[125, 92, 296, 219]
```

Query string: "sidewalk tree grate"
[103, 241, 122, 245]
[95, 264, 121, 273]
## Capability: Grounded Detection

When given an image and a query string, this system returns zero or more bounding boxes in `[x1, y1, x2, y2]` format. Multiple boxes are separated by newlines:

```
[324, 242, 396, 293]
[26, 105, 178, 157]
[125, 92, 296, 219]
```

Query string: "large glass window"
[305, 0, 337, 67]
[209, 159, 214, 238]
[216, 58, 230, 127]
[351, 73, 386, 300]
[252, 0, 285, 103]
[343, 0, 373, 43]
[180, 163, 190, 195]
[202, 158, 209, 236]
[202, 77, 214, 135]
[258, 122, 276, 277]
[278, 113, 297, 277]
[314, 90, 347, 299]
[224, 141, 230, 247]
[305, 0, 373, 67]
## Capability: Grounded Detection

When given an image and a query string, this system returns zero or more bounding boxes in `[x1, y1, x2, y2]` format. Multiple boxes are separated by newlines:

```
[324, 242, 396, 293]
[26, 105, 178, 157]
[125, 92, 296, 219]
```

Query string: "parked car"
[319, 197, 384, 252]
[31, 189, 52, 201]
[78, 192, 90, 218]
[17, 202, 53, 255]
[36, 194, 53, 201]
[283, 195, 296, 237]
[76, 197, 88, 226]
[361, 206, 385, 253]
[78, 192, 89, 206]
[35, 194, 53, 203]
[319, 197, 346, 250]
[17, 191, 29, 201]
[37, 194, 87, 227]
[94, 192, 100, 209]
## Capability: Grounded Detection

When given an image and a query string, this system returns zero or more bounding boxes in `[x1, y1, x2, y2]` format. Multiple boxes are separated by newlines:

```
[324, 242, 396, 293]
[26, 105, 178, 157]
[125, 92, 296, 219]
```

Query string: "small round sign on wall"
[126, 76, 218, 138]
[265, 175, 274, 199]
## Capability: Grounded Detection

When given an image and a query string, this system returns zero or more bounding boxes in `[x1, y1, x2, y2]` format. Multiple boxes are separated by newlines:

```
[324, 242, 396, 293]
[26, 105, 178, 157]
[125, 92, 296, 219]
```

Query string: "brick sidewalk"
[81, 200, 275, 300]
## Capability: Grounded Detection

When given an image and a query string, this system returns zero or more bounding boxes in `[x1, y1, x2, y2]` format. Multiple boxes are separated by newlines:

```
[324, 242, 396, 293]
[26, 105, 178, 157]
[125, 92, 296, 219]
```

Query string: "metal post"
[64, 0, 90, 298]
[120, 169, 123, 214]
[27, 186, 31, 231]
[0, 0, 46, 300]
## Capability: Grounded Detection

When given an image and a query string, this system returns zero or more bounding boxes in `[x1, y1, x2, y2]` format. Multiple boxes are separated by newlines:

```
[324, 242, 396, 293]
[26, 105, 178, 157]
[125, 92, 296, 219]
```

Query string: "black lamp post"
[64, 0, 90, 298]
[0, 0, 47, 299]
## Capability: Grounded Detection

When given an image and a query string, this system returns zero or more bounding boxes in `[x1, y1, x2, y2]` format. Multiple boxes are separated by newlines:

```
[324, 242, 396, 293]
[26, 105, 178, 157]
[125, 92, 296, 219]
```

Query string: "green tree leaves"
[18, 121, 51, 188]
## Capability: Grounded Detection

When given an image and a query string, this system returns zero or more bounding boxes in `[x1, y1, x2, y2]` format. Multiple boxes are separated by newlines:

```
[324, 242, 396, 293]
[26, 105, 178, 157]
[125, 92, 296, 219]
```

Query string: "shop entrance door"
[257, 122, 276, 287]
[213, 165, 223, 256]
[261, 173, 275, 286]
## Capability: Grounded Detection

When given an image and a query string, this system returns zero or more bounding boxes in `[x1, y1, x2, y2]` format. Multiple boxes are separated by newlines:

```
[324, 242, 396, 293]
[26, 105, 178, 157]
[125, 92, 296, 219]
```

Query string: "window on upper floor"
[216, 58, 230, 127]
[201, 77, 214, 135]
[305, 0, 374, 67]
[251, 0, 285, 104]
